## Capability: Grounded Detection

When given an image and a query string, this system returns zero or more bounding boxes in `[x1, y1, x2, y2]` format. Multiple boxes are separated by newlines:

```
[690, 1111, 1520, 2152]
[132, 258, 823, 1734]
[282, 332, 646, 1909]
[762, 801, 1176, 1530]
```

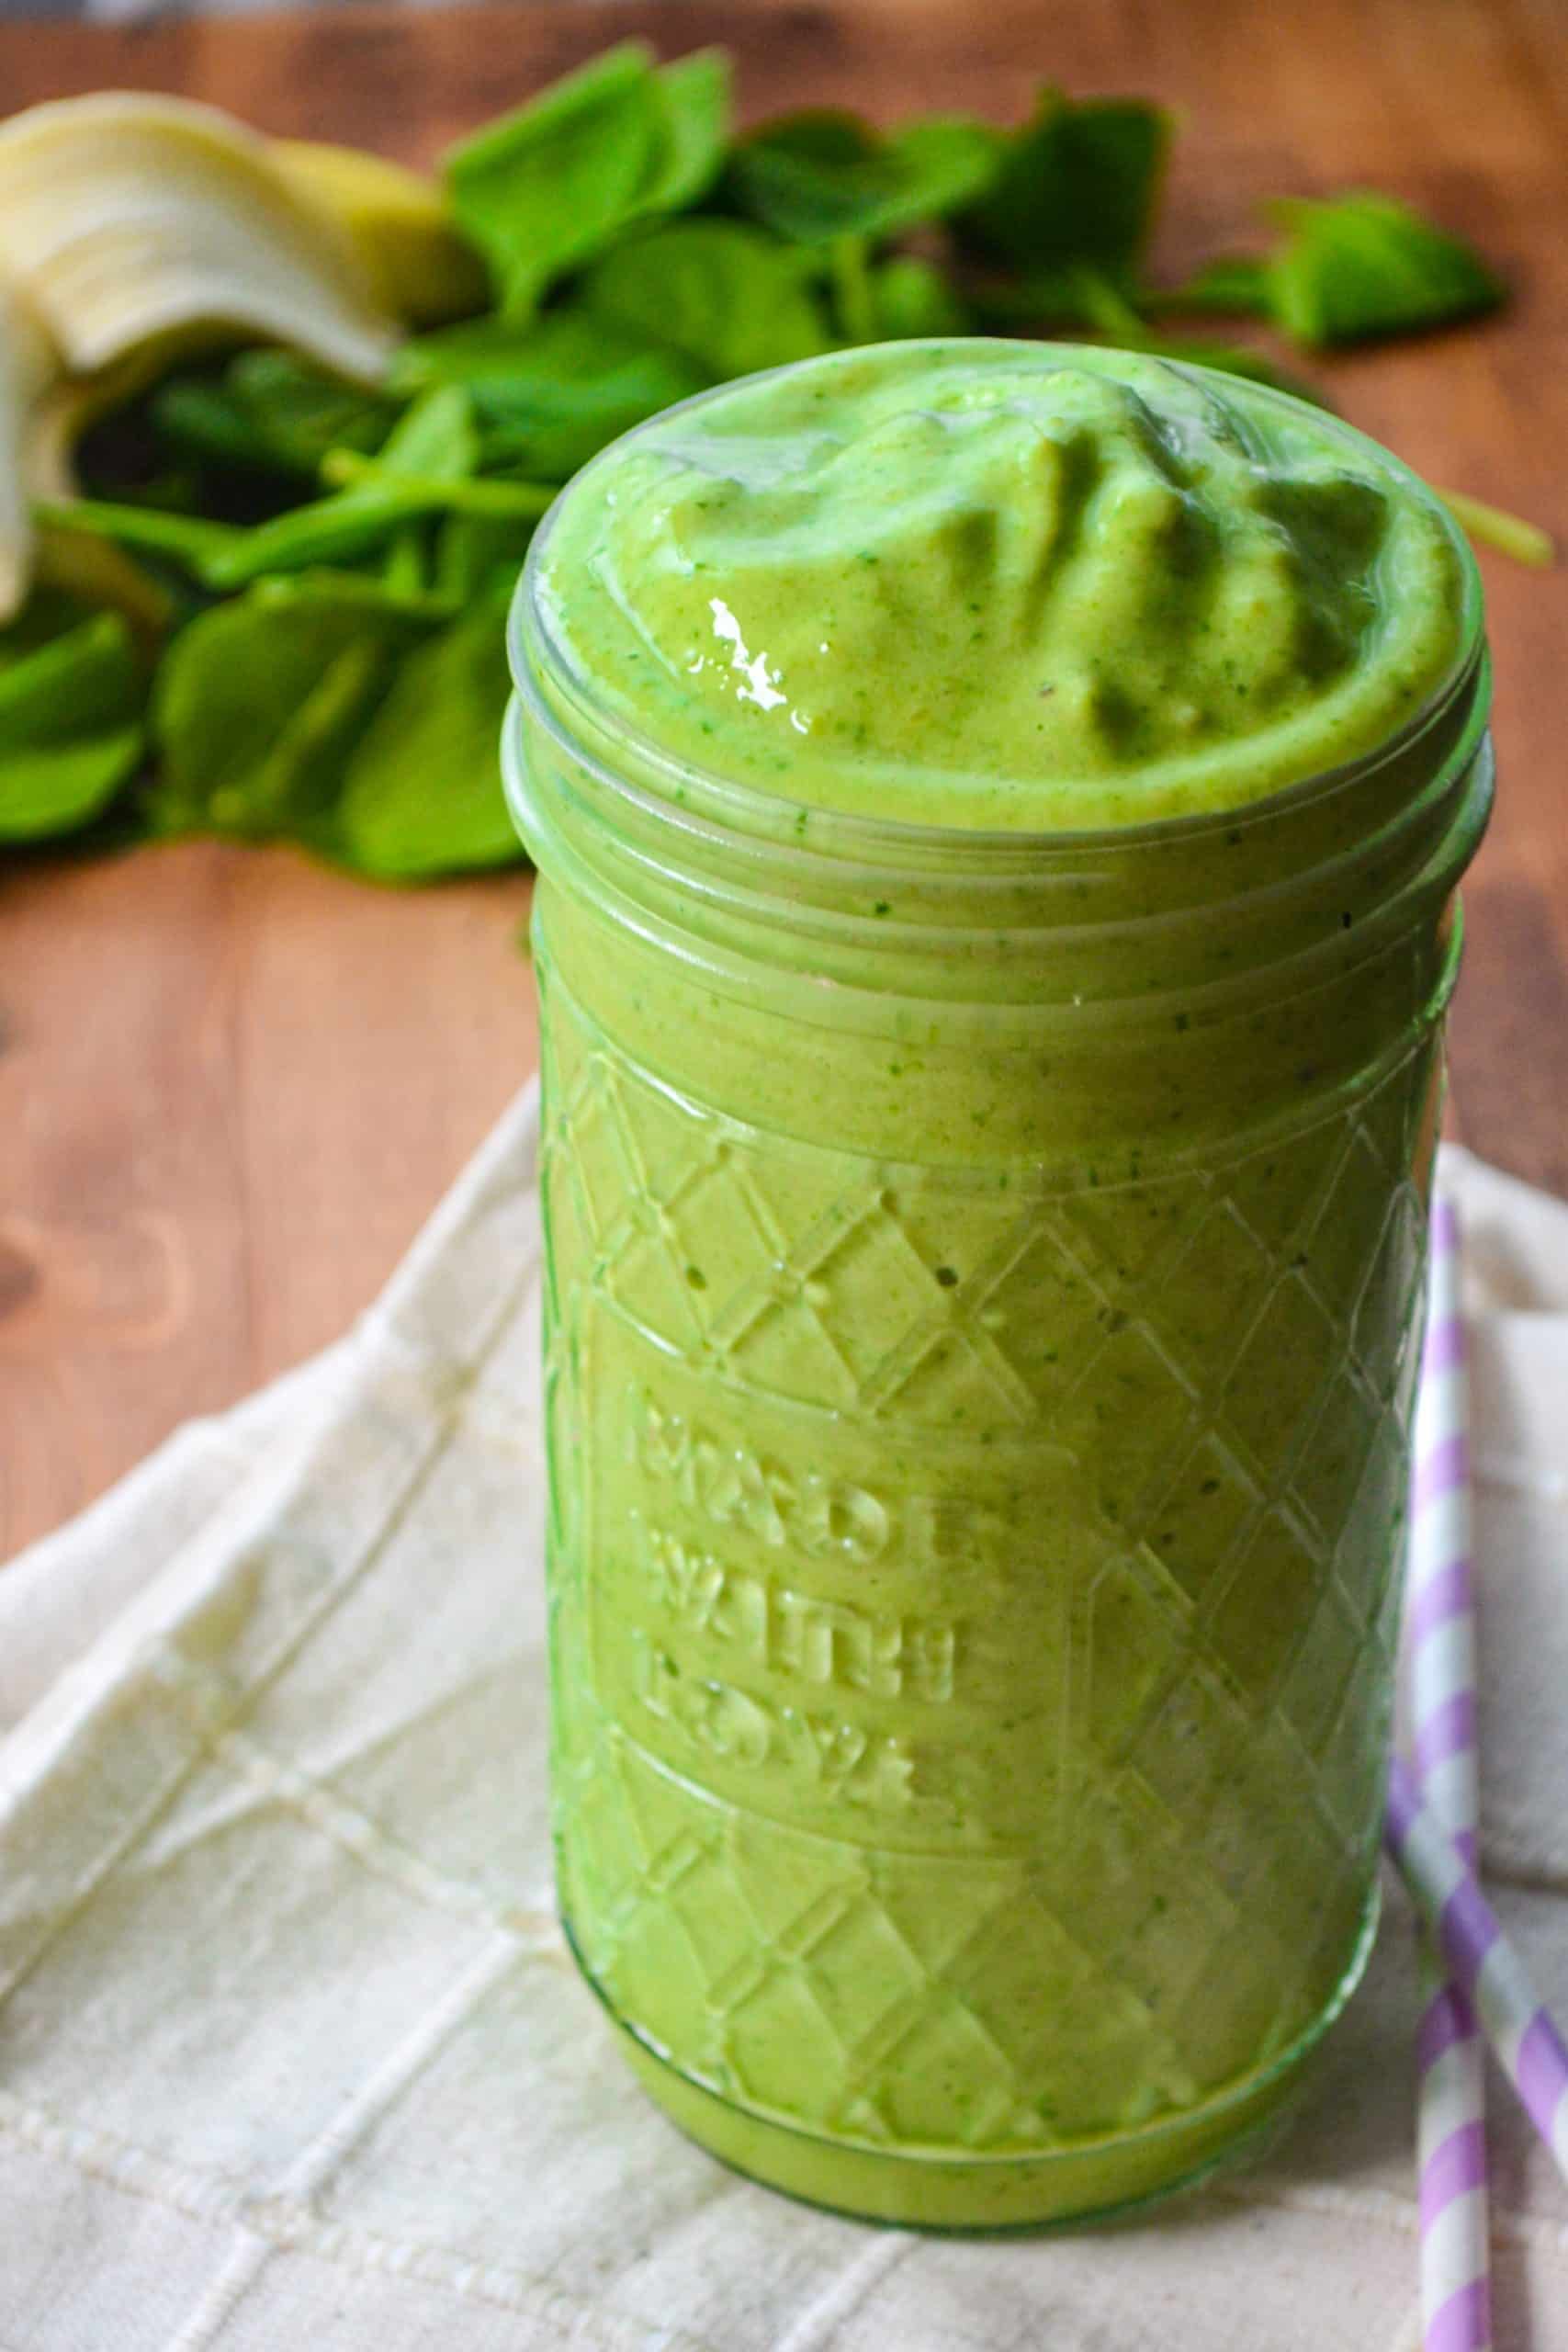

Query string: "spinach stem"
[1437, 486, 1555, 570]
[320, 453, 558, 518]
[829, 235, 876, 345]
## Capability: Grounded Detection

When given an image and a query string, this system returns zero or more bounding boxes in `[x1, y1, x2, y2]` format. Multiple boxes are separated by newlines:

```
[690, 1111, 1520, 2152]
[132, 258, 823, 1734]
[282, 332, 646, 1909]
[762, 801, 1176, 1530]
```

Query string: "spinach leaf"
[579, 220, 832, 381]
[827, 236, 875, 343]
[151, 377, 285, 475]
[233, 352, 398, 468]
[360, 383, 480, 481]
[394, 313, 561, 392]
[198, 387, 483, 588]
[446, 43, 730, 320]
[1264, 193, 1505, 346]
[823, 233, 975, 346]
[396, 310, 705, 477]
[151, 571, 524, 877]
[334, 580, 521, 879]
[961, 87, 1170, 284]
[446, 43, 656, 317]
[870, 255, 972, 339]
[154, 352, 396, 479]
[151, 579, 430, 840]
[472, 357, 698, 476]
[725, 109, 998, 244]
[433, 512, 541, 606]
[0, 594, 147, 842]
[969, 269, 1113, 330]
[641, 48, 731, 216]
[394, 308, 644, 393]
[1150, 254, 1272, 320]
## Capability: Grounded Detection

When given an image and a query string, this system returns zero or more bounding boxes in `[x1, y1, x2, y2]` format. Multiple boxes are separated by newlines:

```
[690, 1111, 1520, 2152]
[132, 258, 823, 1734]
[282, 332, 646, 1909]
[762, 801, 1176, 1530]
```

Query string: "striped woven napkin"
[1, 1095, 1566, 2352]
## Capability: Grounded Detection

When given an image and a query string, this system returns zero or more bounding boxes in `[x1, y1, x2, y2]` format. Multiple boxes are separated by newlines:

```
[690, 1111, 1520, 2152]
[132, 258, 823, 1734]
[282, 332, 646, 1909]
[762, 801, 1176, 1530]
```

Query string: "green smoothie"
[535, 341, 1464, 830]
[506, 342, 1491, 2224]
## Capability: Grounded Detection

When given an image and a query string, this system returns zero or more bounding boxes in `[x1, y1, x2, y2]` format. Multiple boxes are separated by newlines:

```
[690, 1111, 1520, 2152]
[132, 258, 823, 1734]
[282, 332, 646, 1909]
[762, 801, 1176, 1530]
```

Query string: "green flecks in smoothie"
[524, 337, 1486, 2216]
[537, 339, 1469, 831]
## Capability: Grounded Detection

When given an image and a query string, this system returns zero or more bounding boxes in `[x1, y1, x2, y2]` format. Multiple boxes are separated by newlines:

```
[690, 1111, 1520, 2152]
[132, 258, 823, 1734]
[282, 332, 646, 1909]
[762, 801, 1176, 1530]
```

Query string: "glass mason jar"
[502, 381, 1492, 2228]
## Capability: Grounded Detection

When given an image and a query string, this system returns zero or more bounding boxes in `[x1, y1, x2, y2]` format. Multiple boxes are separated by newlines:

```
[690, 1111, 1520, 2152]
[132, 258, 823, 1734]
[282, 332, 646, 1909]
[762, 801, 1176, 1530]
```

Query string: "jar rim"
[507, 340, 1486, 865]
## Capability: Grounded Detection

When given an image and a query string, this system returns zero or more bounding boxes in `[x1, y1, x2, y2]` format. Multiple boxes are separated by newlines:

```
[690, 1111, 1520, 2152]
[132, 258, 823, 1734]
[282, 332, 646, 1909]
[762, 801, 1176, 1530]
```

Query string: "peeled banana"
[0, 94, 400, 389]
[0, 277, 59, 623]
[272, 141, 488, 327]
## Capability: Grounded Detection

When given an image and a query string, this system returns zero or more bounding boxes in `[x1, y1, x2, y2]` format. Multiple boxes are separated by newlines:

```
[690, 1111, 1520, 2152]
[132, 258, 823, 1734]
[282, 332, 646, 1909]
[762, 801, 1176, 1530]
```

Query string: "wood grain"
[2, 0, 1565, 1555]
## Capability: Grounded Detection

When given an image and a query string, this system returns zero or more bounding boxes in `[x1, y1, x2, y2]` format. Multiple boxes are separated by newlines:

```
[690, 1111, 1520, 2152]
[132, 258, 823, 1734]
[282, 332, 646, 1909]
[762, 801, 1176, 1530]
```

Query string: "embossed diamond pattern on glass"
[540, 969, 1430, 2158]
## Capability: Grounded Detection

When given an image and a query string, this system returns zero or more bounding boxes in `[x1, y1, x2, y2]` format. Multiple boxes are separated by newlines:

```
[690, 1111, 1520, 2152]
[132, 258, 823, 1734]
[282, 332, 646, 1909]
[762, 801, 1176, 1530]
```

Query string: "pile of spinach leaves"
[3, 44, 1508, 877]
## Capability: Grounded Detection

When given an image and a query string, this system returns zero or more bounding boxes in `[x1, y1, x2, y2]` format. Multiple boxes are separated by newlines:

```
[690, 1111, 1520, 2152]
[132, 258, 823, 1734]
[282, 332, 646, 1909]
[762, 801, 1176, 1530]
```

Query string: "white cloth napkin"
[3, 1091, 1566, 2352]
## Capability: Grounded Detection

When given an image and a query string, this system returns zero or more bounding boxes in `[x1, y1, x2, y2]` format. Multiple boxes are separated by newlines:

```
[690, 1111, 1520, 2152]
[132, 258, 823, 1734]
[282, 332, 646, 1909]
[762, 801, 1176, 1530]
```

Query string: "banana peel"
[0, 94, 400, 388]
[272, 141, 489, 328]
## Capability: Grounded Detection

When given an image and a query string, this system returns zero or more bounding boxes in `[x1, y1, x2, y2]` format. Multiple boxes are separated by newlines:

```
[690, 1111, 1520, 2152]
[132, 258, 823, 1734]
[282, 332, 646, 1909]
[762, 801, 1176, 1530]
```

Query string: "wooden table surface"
[3, 0, 1566, 1557]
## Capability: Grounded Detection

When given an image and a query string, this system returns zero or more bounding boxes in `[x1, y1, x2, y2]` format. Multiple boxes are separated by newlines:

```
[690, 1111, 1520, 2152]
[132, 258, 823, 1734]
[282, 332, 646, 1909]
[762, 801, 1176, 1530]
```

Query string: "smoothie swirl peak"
[530, 340, 1474, 831]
